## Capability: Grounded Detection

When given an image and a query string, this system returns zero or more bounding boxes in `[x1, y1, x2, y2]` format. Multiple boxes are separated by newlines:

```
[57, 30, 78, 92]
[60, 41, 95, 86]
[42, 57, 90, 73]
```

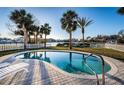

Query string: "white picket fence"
[0, 43, 51, 51]
[105, 43, 124, 52]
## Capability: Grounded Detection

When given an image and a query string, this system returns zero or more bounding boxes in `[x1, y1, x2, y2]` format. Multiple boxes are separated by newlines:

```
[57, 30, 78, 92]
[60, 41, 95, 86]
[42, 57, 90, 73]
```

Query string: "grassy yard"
[0, 47, 124, 62]
[50, 47, 124, 62]
[0, 48, 42, 57]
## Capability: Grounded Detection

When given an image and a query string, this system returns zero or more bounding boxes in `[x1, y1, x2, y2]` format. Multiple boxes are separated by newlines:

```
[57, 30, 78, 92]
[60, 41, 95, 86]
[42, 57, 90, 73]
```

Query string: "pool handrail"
[96, 54, 105, 85]
[83, 53, 99, 85]
[84, 53, 105, 85]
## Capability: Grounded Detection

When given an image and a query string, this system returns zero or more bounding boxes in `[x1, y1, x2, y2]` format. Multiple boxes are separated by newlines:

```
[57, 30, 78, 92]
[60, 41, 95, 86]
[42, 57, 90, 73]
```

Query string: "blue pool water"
[15, 51, 111, 75]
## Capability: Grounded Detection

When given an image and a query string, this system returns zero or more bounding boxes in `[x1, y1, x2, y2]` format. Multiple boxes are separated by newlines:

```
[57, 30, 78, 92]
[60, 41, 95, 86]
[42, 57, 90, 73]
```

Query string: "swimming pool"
[15, 51, 111, 75]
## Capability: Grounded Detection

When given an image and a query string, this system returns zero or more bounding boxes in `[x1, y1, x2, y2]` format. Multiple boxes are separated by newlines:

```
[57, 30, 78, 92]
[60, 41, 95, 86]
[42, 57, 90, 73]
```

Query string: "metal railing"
[96, 55, 105, 85]
[83, 53, 105, 85]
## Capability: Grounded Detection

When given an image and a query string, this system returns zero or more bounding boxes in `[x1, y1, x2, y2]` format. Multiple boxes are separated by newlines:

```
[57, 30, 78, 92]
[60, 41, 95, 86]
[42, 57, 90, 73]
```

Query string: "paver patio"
[0, 56, 124, 85]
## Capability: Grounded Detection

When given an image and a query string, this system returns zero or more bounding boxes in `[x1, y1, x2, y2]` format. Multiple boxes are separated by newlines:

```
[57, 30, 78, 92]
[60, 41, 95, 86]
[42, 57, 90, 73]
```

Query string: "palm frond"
[117, 7, 124, 15]
[60, 10, 78, 32]
[77, 17, 93, 28]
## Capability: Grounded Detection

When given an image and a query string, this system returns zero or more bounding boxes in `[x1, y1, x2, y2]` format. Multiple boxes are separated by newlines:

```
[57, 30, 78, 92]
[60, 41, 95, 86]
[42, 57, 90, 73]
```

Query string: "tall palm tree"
[117, 7, 124, 15]
[39, 25, 44, 43]
[27, 25, 34, 43]
[28, 30, 34, 43]
[35, 26, 40, 44]
[60, 10, 78, 49]
[9, 9, 34, 49]
[77, 17, 93, 45]
[30, 25, 36, 43]
[41, 23, 51, 48]
[30, 25, 40, 44]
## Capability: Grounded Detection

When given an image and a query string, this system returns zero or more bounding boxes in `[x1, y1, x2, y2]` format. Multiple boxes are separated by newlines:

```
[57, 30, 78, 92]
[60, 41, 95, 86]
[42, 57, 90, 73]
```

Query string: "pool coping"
[0, 49, 118, 80]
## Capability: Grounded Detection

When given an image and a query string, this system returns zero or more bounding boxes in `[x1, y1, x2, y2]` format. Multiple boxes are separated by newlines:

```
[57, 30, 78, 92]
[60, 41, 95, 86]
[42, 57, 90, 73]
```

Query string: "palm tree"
[27, 25, 34, 43]
[30, 25, 36, 43]
[35, 26, 40, 44]
[28, 30, 34, 43]
[117, 7, 124, 15]
[77, 17, 93, 45]
[30, 25, 40, 44]
[12, 30, 24, 36]
[9, 9, 34, 49]
[13, 28, 32, 43]
[39, 25, 44, 43]
[61, 10, 78, 49]
[41, 23, 51, 48]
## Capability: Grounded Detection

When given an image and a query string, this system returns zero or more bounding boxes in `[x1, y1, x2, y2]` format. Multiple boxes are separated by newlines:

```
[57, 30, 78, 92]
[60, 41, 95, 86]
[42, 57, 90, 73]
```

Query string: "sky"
[0, 7, 124, 40]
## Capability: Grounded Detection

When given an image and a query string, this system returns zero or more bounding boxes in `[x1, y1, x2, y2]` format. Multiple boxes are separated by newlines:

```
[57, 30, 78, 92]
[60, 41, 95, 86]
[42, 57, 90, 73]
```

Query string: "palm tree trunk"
[82, 28, 84, 46]
[33, 35, 35, 44]
[36, 34, 38, 44]
[44, 34, 46, 49]
[23, 24, 27, 50]
[34, 33, 37, 44]
[69, 32, 72, 50]
[40, 34, 42, 43]
[28, 35, 31, 43]
[35, 34, 37, 44]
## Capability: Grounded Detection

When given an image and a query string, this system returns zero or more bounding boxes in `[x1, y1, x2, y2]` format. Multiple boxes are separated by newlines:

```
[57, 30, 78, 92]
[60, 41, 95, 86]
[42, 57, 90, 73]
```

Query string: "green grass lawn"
[0, 48, 41, 57]
[50, 47, 124, 62]
[0, 47, 124, 62]
[0, 49, 22, 57]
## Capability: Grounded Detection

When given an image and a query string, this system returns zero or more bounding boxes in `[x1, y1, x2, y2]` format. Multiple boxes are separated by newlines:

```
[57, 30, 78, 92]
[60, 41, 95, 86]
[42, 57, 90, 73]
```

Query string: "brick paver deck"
[0, 56, 124, 85]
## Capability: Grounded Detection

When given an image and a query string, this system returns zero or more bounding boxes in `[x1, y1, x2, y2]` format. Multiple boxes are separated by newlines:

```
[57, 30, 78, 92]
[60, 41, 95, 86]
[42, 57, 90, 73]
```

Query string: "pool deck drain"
[0, 55, 124, 85]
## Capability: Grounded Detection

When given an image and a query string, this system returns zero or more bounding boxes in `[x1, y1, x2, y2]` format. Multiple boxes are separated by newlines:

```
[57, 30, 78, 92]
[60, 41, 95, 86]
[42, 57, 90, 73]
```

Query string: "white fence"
[90, 43, 124, 52]
[90, 43, 105, 48]
[0, 43, 50, 51]
[105, 43, 124, 52]
[0, 43, 124, 52]
[89, 43, 124, 52]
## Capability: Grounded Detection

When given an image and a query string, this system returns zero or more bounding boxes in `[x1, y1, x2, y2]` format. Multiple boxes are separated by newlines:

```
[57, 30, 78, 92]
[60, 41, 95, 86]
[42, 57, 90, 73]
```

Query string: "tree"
[61, 10, 78, 49]
[86, 36, 91, 40]
[117, 7, 124, 15]
[27, 28, 34, 43]
[39, 25, 44, 43]
[77, 17, 93, 45]
[35, 26, 40, 44]
[118, 30, 124, 38]
[9, 9, 34, 49]
[30, 25, 40, 44]
[13, 25, 34, 43]
[41, 23, 51, 48]
[118, 30, 124, 43]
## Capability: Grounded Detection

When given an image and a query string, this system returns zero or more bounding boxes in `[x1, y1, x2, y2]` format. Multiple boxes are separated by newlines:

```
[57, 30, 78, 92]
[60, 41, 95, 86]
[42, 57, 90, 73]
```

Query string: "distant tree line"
[85, 30, 124, 44]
